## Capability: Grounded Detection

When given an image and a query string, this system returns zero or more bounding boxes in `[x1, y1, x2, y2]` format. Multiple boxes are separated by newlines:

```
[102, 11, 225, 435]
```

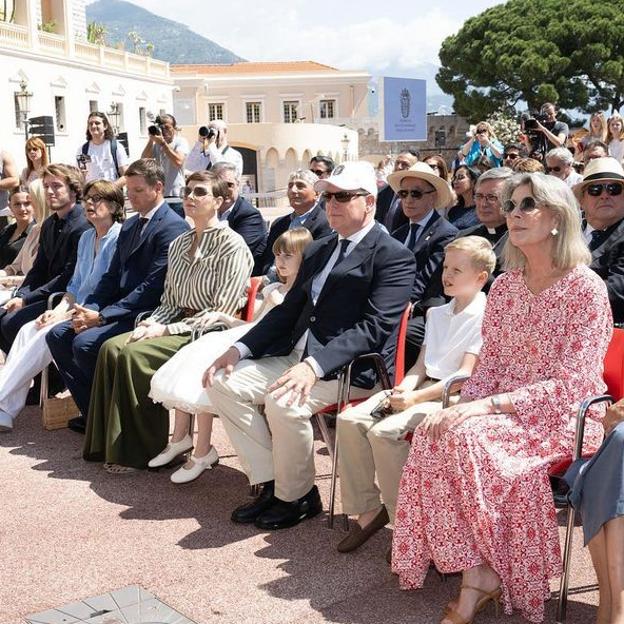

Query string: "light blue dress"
[67, 222, 122, 304]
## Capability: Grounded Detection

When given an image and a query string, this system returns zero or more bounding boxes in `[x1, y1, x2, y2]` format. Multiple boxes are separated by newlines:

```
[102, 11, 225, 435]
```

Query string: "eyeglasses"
[504, 153, 519, 160]
[502, 196, 539, 214]
[84, 196, 104, 205]
[182, 186, 213, 199]
[586, 183, 624, 197]
[397, 189, 436, 200]
[476, 129, 487, 135]
[310, 169, 326, 177]
[474, 193, 499, 203]
[322, 191, 369, 203]
[545, 166, 562, 173]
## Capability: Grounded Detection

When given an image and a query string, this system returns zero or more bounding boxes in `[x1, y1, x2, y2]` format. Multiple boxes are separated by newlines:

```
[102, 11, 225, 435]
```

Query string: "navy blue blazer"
[253, 203, 333, 276]
[589, 216, 624, 324]
[393, 211, 458, 314]
[17, 205, 90, 305]
[84, 202, 190, 323]
[241, 223, 416, 389]
[227, 196, 267, 261]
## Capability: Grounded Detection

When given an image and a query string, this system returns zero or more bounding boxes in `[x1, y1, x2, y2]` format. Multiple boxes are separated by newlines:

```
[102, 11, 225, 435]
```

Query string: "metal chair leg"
[249, 484, 260, 497]
[188, 413, 196, 437]
[39, 365, 49, 409]
[556, 504, 576, 623]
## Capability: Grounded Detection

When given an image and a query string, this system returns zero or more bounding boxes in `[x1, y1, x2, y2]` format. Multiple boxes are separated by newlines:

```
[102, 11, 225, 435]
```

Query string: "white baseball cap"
[314, 161, 378, 197]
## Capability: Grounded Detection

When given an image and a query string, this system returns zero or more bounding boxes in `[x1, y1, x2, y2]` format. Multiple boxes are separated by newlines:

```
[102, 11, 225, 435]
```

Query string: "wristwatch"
[490, 395, 502, 414]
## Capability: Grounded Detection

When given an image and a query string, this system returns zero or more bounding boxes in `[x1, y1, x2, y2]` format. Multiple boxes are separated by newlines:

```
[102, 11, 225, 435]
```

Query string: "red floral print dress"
[392, 265, 613, 622]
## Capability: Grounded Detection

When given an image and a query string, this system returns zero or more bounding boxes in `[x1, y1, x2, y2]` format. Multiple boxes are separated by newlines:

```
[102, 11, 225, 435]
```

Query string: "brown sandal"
[441, 585, 501, 624]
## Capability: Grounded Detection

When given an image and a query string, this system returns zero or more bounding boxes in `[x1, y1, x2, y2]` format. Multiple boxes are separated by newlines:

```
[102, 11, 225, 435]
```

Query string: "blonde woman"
[607, 113, 624, 163]
[0, 180, 49, 304]
[393, 173, 612, 623]
[20, 137, 48, 186]
[148, 228, 313, 483]
[576, 112, 608, 159]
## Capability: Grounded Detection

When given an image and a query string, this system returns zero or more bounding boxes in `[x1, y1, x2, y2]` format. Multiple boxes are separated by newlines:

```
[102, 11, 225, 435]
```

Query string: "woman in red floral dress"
[392, 172, 613, 624]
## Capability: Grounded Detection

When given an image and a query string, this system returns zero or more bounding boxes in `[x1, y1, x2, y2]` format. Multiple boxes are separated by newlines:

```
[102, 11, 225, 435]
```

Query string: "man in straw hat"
[574, 156, 624, 324]
[204, 161, 416, 531]
[386, 162, 458, 366]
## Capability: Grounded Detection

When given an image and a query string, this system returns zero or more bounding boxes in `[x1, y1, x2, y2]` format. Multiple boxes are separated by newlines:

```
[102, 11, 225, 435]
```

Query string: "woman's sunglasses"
[182, 186, 213, 199]
[502, 196, 539, 214]
[586, 183, 624, 197]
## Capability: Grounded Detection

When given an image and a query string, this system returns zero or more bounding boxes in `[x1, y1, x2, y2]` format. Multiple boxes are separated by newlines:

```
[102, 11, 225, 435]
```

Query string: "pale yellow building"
[171, 61, 371, 200]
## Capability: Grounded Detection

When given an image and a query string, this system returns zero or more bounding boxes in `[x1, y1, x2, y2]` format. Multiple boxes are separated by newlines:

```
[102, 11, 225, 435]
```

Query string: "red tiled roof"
[171, 61, 339, 75]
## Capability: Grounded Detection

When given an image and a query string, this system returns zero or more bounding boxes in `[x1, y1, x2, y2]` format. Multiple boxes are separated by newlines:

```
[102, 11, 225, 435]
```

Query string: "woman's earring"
[551, 228, 559, 236]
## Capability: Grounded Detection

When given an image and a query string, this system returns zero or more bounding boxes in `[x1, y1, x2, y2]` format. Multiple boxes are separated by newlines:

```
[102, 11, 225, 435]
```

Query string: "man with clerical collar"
[456, 167, 511, 290]
[204, 161, 415, 531]
[574, 157, 624, 324]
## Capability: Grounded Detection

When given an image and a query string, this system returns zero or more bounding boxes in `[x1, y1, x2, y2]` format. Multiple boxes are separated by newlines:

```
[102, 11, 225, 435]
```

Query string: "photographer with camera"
[521, 102, 569, 161]
[185, 120, 243, 177]
[141, 114, 188, 216]
[460, 121, 503, 170]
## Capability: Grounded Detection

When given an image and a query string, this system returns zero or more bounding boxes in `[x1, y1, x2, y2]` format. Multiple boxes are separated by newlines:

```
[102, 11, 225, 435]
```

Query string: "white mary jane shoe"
[148, 435, 193, 468]
[170, 446, 219, 484]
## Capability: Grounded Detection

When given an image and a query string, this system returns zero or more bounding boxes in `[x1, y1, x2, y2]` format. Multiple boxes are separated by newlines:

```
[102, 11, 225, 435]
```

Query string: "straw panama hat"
[387, 162, 453, 211]
[573, 157, 624, 201]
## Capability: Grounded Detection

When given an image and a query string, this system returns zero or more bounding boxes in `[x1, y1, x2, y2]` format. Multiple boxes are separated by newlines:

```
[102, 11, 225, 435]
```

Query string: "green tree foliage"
[87, 21, 107, 46]
[437, 0, 624, 121]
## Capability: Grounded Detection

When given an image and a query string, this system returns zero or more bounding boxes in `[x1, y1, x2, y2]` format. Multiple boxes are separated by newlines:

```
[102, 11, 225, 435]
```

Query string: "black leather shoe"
[254, 485, 322, 530]
[231, 481, 276, 524]
[67, 416, 86, 434]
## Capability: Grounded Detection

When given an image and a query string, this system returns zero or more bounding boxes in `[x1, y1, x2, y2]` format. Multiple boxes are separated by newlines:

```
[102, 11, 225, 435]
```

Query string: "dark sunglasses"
[310, 169, 326, 177]
[502, 196, 539, 214]
[322, 191, 369, 203]
[182, 186, 213, 199]
[504, 153, 519, 160]
[545, 166, 562, 173]
[476, 129, 487, 135]
[586, 183, 624, 197]
[397, 189, 436, 200]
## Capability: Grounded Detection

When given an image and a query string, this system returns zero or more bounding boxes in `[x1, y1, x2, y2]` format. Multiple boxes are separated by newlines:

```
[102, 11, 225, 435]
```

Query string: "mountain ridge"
[86, 0, 244, 64]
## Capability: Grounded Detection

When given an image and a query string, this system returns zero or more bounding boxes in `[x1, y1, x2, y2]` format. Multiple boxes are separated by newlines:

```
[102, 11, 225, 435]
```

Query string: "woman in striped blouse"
[83, 170, 254, 474]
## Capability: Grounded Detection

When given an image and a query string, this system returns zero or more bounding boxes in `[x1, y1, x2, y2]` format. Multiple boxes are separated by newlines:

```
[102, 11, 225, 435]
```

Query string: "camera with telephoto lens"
[148, 115, 164, 137]
[199, 126, 217, 140]
[522, 112, 550, 134]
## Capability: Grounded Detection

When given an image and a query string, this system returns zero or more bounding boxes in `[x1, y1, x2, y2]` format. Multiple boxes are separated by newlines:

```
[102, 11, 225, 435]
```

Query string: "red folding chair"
[319, 303, 412, 529]
[554, 327, 624, 622]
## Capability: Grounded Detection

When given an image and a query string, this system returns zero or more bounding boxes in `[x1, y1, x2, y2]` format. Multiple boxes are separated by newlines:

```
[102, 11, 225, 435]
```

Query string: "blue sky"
[89, 0, 505, 88]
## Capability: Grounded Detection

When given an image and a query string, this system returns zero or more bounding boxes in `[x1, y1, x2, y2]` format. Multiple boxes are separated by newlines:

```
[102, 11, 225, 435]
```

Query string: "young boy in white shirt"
[335, 235, 496, 554]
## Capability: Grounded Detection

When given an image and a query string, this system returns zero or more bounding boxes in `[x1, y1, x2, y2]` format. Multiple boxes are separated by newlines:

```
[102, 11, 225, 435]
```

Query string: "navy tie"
[406, 223, 420, 251]
[335, 239, 350, 266]
[589, 229, 603, 251]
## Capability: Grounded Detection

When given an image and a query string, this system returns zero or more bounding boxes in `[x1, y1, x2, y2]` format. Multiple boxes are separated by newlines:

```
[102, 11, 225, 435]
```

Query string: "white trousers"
[0, 319, 61, 419]
[207, 352, 373, 502]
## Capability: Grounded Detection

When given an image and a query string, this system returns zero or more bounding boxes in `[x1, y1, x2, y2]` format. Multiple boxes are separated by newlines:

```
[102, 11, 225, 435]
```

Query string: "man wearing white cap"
[205, 161, 416, 531]
[386, 162, 458, 366]
[574, 157, 624, 324]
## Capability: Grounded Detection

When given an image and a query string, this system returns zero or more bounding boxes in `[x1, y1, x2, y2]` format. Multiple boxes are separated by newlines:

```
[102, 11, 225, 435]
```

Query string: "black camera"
[148, 115, 163, 136]
[522, 112, 550, 133]
[199, 126, 217, 140]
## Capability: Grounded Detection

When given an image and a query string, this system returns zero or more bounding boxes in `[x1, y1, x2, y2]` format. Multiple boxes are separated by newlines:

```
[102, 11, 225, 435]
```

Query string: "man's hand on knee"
[268, 361, 318, 407]
[4, 297, 23, 312]
[203, 346, 241, 388]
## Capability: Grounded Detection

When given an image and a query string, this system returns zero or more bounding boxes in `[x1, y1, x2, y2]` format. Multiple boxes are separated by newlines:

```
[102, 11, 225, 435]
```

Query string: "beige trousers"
[207, 351, 373, 502]
[337, 381, 453, 522]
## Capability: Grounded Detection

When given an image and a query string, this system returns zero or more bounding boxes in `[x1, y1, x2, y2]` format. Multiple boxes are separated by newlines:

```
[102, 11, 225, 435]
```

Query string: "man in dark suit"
[574, 157, 624, 324]
[213, 162, 267, 262]
[374, 150, 419, 233]
[254, 169, 332, 276]
[457, 166, 512, 290]
[46, 159, 190, 431]
[0, 164, 90, 354]
[386, 162, 458, 367]
[205, 161, 416, 531]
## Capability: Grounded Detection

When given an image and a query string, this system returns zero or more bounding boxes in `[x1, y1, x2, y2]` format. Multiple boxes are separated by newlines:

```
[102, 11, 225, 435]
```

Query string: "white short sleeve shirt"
[423, 291, 486, 381]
